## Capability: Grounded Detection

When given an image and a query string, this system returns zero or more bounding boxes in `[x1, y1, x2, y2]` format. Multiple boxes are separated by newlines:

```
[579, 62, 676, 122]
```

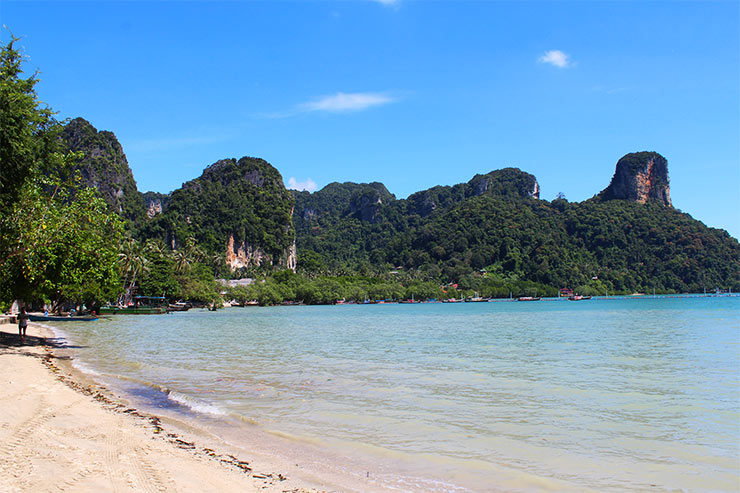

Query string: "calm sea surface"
[49, 297, 739, 491]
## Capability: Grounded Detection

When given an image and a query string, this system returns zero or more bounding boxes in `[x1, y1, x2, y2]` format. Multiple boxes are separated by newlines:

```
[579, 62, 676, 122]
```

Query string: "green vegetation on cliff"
[61, 117, 147, 226]
[4, 35, 737, 308]
[142, 157, 295, 269]
[293, 166, 739, 294]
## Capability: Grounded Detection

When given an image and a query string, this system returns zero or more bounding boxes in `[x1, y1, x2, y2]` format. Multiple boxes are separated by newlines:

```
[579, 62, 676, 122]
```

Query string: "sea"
[45, 296, 740, 491]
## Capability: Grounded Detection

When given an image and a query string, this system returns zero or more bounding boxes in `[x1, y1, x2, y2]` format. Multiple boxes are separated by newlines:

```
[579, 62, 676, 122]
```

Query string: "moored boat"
[567, 295, 592, 301]
[167, 301, 192, 311]
[99, 306, 167, 315]
[516, 296, 541, 301]
[100, 296, 168, 315]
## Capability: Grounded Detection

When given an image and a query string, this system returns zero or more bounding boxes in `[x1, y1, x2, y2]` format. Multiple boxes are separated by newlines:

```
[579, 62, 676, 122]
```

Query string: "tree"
[118, 237, 148, 301]
[172, 237, 203, 274]
[0, 34, 123, 309]
[0, 34, 56, 207]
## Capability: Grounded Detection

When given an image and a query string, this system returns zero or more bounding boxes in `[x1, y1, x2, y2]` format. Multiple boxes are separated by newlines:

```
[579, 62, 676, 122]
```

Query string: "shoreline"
[5, 296, 735, 491]
[21, 322, 472, 493]
[0, 322, 344, 492]
[1, 321, 481, 492]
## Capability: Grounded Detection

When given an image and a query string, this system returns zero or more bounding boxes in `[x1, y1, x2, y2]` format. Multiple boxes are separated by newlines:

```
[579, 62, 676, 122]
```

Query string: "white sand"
[0, 322, 330, 492]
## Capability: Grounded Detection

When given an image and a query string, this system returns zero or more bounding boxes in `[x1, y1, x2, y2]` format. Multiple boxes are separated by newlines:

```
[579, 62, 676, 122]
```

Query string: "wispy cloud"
[300, 92, 396, 113]
[538, 50, 573, 68]
[287, 177, 318, 193]
[371, 0, 399, 6]
[261, 91, 398, 119]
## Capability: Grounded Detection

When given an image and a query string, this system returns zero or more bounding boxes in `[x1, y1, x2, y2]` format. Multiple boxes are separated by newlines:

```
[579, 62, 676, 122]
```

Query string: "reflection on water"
[52, 297, 740, 490]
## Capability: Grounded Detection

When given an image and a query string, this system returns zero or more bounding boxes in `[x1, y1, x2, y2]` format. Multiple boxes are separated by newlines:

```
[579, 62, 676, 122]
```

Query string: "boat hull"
[167, 304, 191, 312]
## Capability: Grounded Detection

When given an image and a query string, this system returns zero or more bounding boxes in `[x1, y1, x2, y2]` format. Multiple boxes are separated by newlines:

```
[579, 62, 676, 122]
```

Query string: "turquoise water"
[50, 297, 739, 491]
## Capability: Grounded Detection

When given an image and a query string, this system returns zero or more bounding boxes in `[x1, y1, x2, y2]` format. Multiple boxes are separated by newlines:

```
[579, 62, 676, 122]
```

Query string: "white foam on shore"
[167, 391, 227, 416]
[71, 359, 104, 377]
[34, 323, 104, 377]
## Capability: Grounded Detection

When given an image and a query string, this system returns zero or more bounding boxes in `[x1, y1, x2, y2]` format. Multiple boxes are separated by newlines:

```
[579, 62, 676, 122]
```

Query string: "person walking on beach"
[18, 307, 29, 342]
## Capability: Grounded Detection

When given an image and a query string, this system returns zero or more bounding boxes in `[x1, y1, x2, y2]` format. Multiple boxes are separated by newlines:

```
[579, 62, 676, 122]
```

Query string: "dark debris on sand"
[38, 342, 297, 485]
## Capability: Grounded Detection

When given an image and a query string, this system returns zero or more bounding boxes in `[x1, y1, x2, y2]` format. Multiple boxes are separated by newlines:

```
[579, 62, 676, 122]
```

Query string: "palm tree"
[144, 238, 166, 257]
[118, 237, 148, 304]
[172, 236, 205, 274]
[210, 253, 225, 276]
[173, 248, 192, 274]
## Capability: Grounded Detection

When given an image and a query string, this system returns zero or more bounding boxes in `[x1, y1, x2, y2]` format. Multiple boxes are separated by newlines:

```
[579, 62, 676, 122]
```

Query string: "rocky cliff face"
[142, 191, 169, 218]
[225, 235, 297, 271]
[293, 182, 395, 226]
[598, 152, 672, 206]
[148, 156, 297, 272]
[225, 234, 268, 269]
[349, 185, 393, 223]
[406, 168, 540, 218]
[467, 168, 540, 200]
[62, 118, 146, 222]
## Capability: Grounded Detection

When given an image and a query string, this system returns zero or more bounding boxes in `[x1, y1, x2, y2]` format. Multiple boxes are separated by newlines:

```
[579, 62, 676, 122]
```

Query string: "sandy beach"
[0, 322, 328, 493]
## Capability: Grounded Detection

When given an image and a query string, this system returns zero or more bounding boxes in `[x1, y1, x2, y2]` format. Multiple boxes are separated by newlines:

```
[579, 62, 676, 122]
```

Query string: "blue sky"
[3, 1, 739, 237]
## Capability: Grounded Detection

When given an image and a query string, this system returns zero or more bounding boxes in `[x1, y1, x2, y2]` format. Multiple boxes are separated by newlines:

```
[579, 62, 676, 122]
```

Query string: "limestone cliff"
[142, 191, 169, 218]
[62, 118, 146, 222]
[225, 234, 268, 269]
[406, 168, 540, 217]
[349, 184, 393, 223]
[467, 168, 540, 200]
[598, 152, 672, 206]
[148, 156, 296, 272]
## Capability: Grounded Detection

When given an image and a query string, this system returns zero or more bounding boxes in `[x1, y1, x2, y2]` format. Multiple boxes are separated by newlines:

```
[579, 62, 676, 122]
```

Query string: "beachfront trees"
[118, 236, 149, 303]
[0, 34, 123, 310]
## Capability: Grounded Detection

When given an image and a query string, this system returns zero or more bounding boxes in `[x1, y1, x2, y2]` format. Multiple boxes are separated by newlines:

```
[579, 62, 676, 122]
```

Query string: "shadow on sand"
[0, 329, 87, 358]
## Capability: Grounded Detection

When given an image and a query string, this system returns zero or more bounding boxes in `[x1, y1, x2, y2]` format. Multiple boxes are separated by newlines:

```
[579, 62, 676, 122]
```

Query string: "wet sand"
[0, 322, 366, 492]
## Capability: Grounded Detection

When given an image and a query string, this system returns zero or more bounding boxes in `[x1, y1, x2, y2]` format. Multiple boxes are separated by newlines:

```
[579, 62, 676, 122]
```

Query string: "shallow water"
[50, 297, 740, 491]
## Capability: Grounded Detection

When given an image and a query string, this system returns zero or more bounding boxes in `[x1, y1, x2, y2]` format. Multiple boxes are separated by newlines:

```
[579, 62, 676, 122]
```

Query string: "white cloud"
[299, 92, 396, 113]
[538, 50, 572, 68]
[372, 0, 399, 5]
[287, 177, 318, 193]
[258, 91, 399, 119]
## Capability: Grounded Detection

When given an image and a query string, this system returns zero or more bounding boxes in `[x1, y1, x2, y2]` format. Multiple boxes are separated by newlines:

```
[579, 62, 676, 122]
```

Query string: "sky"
[2, 0, 739, 238]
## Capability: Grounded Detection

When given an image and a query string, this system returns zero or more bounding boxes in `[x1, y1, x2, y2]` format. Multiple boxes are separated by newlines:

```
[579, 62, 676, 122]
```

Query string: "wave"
[38, 324, 102, 378]
[91, 373, 227, 417]
[71, 359, 103, 377]
[166, 390, 227, 416]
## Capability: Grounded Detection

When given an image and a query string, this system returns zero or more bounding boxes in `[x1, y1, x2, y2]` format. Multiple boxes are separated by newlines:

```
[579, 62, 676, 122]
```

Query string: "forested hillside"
[61, 111, 740, 295]
[9, 34, 736, 309]
[293, 160, 740, 294]
[141, 157, 296, 271]
[61, 118, 146, 227]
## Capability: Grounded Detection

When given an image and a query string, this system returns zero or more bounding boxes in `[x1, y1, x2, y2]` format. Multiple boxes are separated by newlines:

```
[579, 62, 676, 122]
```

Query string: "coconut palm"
[118, 237, 148, 303]
[173, 248, 192, 274]
[172, 237, 202, 274]
[210, 253, 225, 275]
[144, 238, 166, 257]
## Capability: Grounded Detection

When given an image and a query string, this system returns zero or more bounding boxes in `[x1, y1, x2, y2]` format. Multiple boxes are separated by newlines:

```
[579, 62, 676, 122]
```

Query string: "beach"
[2, 297, 738, 492]
[0, 322, 330, 493]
